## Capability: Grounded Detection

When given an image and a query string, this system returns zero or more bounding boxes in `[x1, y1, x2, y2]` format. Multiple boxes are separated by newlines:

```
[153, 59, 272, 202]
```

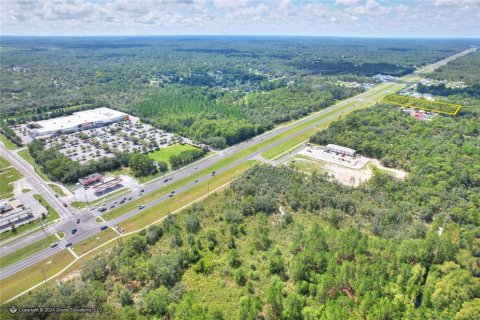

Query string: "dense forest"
[1, 37, 474, 113]
[5, 98, 479, 319]
[134, 82, 353, 147]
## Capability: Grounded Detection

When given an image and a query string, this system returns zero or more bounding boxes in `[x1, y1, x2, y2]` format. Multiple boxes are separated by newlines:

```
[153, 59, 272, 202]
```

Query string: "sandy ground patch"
[289, 155, 408, 187]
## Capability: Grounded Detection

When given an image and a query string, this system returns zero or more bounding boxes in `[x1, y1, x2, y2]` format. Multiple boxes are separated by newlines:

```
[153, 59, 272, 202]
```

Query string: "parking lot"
[36, 120, 192, 164]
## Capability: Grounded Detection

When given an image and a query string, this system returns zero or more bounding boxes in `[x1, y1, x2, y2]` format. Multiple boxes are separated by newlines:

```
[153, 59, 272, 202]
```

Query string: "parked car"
[100, 225, 108, 231]
[71, 228, 77, 234]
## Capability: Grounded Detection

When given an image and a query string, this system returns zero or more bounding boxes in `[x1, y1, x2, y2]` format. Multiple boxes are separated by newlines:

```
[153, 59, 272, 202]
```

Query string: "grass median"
[48, 183, 66, 196]
[0, 250, 75, 303]
[71, 188, 131, 209]
[0, 234, 60, 269]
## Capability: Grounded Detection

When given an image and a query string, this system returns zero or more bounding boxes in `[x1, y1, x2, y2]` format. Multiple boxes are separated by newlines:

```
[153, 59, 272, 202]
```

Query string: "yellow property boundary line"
[382, 94, 462, 115]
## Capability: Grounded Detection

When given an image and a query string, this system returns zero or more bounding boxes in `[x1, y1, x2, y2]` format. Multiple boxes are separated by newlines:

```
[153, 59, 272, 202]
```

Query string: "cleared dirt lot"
[288, 155, 407, 187]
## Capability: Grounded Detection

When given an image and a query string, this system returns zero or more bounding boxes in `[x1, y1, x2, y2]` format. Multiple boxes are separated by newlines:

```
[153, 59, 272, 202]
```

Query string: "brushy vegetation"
[5, 98, 479, 319]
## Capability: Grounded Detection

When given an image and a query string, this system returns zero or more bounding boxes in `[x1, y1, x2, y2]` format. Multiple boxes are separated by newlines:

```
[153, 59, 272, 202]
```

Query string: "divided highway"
[0, 47, 475, 301]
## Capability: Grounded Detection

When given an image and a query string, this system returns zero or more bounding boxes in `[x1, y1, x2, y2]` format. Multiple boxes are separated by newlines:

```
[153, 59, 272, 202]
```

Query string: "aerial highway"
[0, 47, 475, 301]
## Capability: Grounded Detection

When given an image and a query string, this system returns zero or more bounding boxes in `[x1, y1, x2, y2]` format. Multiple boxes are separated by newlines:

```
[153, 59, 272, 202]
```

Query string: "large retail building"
[31, 107, 128, 137]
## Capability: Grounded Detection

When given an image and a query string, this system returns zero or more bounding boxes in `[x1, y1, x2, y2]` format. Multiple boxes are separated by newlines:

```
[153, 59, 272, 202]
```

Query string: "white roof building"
[31, 107, 128, 137]
[325, 144, 357, 157]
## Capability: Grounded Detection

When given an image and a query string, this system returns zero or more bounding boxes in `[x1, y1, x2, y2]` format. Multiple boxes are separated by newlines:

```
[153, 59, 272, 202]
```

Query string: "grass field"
[0, 133, 20, 150]
[0, 166, 22, 199]
[18, 149, 50, 182]
[71, 188, 131, 209]
[0, 234, 59, 269]
[382, 94, 461, 115]
[48, 183, 66, 196]
[147, 144, 199, 166]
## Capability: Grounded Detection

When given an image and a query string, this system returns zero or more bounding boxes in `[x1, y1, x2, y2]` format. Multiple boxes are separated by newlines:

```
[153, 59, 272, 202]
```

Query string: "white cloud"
[335, 0, 359, 5]
[346, 0, 391, 16]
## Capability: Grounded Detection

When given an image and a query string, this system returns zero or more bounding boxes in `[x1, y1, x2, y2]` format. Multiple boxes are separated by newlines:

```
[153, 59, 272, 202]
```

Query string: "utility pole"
[41, 266, 47, 288]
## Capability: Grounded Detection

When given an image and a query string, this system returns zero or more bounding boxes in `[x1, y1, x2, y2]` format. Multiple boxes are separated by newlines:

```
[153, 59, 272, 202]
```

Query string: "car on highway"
[109, 205, 115, 209]
[195, 180, 198, 183]
[164, 179, 169, 183]
[212, 171, 216, 176]
[98, 208, 107, 212]
[50, 242, 59, 248]
[141, 189, 144, 192]
[169, 177, 173, 181]
[139, 205, 145, 209]
[113, 201, 118, 204]
[76, 218, 80, 223]
[171, 190, 175, 194]
[194, 166, 198, 169]
[71, 228, 77, 234]
[100, 225, 108, 231]
[63, 203, 68, 207]
[119, 199, 125, 204]
[127, 197, 132, 200]
[169, 194, 173, 198]
[65, 243, 72, 248]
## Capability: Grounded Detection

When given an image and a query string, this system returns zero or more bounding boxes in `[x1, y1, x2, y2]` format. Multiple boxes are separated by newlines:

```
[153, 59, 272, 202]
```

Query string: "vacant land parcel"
[382, 94, 461, 115]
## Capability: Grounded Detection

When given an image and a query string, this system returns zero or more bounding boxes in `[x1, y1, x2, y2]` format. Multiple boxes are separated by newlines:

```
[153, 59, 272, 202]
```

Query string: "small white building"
[31, 107, 128, 138]
[325, 144, 357, 157]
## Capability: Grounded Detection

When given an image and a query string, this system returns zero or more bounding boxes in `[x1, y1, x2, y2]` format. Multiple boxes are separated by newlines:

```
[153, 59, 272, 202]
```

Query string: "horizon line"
[1, 34, 480, 40]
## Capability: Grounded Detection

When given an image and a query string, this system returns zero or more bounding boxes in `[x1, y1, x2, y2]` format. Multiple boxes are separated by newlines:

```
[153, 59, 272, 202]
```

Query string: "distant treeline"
[294, 60, 414, 76]
[417, 83, 480, 98]
[170, 148, 208, 169]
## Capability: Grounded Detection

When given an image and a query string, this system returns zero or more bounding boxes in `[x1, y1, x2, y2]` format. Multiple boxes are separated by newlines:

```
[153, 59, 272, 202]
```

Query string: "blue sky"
[1, 0, 479, 37]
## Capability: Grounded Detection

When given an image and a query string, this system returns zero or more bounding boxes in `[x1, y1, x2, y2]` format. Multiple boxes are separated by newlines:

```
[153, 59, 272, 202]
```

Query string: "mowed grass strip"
[0, 156, 10, 170]
[147, 143, 199, 165]
[71, 228, 118, 256]
[48, 183, 66, 196]
[0, 234, 58, 269]
[0, 134, 20, 150]
[0, 250, 75, 303]
[18, 149, 50, 182]
[120, 160, 258, 232]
